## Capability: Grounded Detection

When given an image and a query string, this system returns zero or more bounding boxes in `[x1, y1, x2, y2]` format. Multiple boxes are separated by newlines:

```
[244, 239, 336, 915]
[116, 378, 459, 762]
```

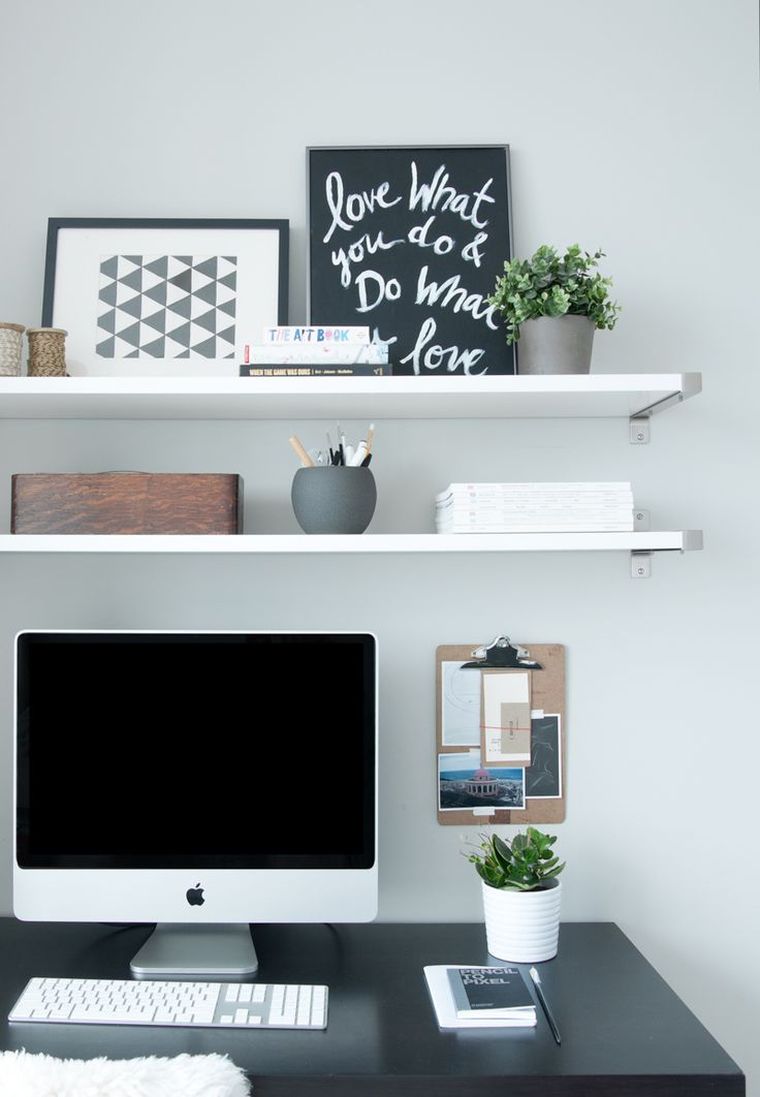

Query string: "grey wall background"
[1, 0, 759, 1088]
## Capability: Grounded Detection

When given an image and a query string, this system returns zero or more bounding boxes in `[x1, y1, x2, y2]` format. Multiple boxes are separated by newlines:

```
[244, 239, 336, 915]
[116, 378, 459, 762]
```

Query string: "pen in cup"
[289, 435, 315, 468]
[291, 422, 376, 468]
[349, 441, 367, 467]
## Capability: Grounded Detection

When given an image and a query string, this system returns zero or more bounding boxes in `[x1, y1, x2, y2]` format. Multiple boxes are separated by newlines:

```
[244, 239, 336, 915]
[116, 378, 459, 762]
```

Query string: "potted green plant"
[488, 244, 620, 375]
[466, 827, 565, 962]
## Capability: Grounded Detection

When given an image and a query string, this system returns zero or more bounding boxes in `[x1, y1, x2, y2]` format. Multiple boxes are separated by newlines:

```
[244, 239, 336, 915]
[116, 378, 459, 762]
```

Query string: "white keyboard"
[9, 976, 328, 1030]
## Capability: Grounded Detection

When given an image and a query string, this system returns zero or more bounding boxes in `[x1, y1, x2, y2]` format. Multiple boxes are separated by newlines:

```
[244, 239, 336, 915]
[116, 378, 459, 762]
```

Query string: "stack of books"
[424, 965, 537, 1029]
[435, 482, 634, 533]
[240, 326, 391, 377]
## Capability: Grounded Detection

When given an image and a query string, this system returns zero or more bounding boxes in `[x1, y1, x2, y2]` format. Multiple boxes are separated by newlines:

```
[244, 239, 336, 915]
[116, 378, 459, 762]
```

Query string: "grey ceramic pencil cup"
[291, 466, 377, 534]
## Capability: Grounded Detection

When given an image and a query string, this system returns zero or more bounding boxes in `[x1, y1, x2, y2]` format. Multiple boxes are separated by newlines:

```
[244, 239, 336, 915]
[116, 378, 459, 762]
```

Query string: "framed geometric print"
[42, 218, 288, 376]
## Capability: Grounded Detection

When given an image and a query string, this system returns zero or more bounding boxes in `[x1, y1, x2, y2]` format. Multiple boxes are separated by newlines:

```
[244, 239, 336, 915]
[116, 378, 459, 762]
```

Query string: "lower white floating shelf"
[0, 531, 703, 554]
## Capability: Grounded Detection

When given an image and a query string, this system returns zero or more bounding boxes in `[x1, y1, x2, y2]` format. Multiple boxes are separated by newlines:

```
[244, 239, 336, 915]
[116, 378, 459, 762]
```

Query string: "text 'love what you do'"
[309, 148, 514, 376]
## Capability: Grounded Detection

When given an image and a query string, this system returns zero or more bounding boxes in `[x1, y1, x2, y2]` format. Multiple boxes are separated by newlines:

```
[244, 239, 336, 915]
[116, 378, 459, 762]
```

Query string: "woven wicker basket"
[0, 322, 25, 376]
[27, 327, 67, 377]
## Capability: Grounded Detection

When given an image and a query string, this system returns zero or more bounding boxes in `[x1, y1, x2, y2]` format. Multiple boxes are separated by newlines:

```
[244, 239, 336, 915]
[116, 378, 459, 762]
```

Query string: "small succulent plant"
[488, 244, 620, 344]
[466, 827, 564, 891]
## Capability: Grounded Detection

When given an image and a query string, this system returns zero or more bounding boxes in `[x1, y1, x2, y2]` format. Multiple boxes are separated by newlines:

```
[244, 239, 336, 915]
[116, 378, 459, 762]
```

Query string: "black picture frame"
[41, 217, 289, 376]
[307, 145, 514, 375]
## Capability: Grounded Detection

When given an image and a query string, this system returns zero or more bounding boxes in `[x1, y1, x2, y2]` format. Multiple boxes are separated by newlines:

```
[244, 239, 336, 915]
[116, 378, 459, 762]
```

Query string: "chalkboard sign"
[307, 145, 514, 376]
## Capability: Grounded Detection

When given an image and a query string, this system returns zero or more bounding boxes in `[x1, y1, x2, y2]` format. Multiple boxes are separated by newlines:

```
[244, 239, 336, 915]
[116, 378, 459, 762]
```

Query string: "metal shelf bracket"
[631, 551, 652, 579]
[630, 416, 651, 444]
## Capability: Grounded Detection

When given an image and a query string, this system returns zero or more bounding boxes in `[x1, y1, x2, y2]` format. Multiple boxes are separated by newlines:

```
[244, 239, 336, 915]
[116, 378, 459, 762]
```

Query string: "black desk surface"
[0, 919, 744, 1096]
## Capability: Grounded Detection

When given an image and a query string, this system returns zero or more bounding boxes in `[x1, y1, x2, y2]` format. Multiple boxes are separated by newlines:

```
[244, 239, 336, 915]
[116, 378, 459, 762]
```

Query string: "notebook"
[424, 965, 537, 1029]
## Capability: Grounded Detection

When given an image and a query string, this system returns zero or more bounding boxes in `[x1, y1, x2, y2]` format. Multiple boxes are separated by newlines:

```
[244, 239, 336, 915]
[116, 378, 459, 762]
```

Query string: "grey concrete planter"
[517, 314, 595, 375]
[292, 466, 377, 534]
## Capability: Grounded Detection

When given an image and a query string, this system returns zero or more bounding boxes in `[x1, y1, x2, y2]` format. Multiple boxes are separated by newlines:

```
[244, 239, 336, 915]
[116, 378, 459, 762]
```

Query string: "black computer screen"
[16, 632, 376, 870]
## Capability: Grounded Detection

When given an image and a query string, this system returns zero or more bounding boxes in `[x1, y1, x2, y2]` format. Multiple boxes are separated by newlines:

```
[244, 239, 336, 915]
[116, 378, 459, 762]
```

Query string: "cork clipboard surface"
[436, 643, 566, 826]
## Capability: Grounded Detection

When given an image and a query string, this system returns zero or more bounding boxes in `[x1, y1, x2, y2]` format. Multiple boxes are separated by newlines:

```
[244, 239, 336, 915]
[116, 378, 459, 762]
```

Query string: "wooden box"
[11, 473, 244, 534]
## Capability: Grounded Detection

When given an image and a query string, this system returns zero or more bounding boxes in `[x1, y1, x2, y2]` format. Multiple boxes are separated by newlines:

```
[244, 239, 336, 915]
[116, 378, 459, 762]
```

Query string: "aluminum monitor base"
[130, 923, 259, 981]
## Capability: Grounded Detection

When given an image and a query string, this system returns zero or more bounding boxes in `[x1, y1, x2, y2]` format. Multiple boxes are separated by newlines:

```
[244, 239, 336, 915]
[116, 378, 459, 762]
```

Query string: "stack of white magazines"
[435, 482, 634, 533]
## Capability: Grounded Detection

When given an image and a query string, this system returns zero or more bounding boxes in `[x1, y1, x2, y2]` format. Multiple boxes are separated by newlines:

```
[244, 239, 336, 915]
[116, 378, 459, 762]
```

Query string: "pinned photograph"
[439, 751, 525, 811]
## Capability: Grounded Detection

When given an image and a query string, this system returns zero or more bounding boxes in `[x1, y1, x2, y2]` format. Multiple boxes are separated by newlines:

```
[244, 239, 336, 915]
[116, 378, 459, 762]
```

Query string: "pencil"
[289, 435, 315, 468]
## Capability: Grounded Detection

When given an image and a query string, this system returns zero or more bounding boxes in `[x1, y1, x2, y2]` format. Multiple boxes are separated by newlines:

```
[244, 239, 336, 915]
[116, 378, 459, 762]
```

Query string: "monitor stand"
[130, 924, 259, 981]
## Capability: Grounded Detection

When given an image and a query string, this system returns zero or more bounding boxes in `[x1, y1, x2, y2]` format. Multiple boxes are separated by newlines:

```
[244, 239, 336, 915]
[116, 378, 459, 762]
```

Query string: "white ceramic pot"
[482, 879, 562, 962]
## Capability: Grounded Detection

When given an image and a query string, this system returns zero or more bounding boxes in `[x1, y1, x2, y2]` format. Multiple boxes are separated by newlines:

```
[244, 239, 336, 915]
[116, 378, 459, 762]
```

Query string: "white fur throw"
[0, 1050, 251, 1097]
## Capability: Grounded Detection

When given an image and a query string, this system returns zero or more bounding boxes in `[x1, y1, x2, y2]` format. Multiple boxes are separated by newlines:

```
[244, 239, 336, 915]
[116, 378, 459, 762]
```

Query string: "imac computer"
[14, 630, 377, 979]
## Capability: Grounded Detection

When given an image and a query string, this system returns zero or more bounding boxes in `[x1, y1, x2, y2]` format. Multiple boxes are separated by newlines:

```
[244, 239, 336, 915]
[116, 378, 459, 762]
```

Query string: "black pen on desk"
[529, 966, 561, 1045]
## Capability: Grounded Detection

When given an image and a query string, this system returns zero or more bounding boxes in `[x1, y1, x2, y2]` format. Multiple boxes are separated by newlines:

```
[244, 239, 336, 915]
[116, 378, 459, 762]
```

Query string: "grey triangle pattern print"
[97, 254, 237, 358]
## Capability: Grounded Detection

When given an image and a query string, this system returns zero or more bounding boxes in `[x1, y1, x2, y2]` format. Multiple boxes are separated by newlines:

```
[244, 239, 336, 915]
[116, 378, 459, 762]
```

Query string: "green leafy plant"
[488, 244, 620, 344]
[466, 827, 565, 891]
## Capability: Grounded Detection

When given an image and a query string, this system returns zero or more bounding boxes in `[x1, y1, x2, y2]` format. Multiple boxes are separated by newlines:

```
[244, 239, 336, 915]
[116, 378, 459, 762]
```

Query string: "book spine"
[436, 524, 635, 532]
[438, 487, 633, 496]
[244, 343, 389, 365]
[262, 325, 370, 344]
[240, 363, 391, 377]
[440, 484, 631, 493]
[436, 482, 632, 499]
[436, 504, 633, 513]
[436, 500, 634, 510]
[436, 514, 635, 528]
[436, 495, 633, 506]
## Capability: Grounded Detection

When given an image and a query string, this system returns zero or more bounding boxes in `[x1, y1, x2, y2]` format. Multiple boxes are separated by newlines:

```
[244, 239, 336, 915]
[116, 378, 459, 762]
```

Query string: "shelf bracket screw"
[631, 551, 652, 579]
[629, 416, 651, 444]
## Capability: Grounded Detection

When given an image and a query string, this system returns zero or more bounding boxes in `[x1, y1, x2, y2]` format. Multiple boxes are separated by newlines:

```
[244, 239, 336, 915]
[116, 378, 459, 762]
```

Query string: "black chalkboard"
[307, 145, 514, 375]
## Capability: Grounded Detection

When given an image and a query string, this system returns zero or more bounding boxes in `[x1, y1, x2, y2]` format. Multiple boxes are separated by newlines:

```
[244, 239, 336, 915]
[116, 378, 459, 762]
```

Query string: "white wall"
[1, 0, 759, 1088]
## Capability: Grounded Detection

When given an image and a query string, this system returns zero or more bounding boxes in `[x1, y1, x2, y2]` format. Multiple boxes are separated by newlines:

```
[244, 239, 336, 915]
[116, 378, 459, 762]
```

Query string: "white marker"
[349, 441, 368, 467]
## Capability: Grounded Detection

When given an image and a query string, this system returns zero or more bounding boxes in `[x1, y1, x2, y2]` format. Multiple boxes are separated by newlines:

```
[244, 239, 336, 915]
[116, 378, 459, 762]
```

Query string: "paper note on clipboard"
[482, 670, 532, 766]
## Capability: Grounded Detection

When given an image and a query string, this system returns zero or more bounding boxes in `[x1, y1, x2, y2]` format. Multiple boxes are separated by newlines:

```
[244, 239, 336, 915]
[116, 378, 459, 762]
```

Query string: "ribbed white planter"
[482, 879, 562, 962]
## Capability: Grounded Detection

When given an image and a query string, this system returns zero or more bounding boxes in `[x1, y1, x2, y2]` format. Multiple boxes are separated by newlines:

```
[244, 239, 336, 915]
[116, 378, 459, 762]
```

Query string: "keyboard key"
[311, 986, 327, 1026]
[297, 985, 313, 1026]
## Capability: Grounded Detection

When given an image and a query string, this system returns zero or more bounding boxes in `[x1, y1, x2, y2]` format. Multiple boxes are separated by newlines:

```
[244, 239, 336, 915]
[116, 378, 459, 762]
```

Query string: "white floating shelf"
[0, 373, 701, 421]
[0, 532, 703, 555]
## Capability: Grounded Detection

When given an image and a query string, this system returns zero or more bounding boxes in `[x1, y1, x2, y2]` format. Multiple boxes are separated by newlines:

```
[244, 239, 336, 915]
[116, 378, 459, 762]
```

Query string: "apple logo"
[186, 883, 205, 906]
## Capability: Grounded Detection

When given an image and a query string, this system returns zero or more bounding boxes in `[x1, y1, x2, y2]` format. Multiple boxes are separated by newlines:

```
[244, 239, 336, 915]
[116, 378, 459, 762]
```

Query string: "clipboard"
[436, 642, 566, 826]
